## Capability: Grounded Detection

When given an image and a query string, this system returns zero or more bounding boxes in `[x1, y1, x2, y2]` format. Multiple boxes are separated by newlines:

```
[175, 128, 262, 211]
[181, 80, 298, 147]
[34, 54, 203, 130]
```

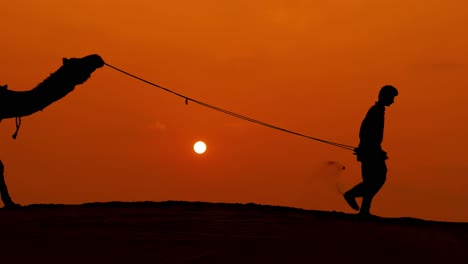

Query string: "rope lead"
[103, 62, 356, 151]
[12, 117, 21, 139]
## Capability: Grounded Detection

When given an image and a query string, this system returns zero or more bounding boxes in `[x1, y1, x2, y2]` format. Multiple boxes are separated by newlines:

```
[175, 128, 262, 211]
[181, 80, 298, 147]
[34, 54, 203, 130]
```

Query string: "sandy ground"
[0, 201, 466, 263]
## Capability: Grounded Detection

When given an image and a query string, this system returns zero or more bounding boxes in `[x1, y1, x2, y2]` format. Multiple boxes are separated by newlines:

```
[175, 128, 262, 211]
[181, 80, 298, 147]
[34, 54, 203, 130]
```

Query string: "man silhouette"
[344, 85, 398, 216]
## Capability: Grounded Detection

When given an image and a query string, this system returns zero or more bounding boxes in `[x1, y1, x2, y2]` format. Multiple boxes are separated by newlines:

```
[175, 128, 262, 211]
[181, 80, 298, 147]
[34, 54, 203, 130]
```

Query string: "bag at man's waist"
[353, 147, 388, 162]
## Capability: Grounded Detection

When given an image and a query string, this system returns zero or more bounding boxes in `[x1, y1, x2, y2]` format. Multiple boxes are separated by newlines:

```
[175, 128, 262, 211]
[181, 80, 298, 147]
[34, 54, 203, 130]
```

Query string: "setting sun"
[193, 141, 207, 154]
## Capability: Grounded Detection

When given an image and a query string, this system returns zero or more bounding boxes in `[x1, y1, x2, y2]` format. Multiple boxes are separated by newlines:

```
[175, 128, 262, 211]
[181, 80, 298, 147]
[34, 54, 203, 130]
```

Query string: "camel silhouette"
[0, 54, 104, 208]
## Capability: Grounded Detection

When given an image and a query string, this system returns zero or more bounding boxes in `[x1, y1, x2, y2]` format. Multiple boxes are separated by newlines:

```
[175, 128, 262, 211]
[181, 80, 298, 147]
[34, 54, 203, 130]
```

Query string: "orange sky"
[1, 0, 467, 222]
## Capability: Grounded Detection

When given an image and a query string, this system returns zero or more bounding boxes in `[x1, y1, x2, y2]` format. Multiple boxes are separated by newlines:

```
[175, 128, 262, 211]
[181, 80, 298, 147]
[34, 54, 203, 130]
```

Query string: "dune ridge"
[0, 201, 466, 263]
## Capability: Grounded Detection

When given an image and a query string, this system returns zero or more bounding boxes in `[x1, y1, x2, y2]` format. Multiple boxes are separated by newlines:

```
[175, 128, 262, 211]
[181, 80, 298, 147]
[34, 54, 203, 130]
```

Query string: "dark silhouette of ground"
[0, 201, 466, 263]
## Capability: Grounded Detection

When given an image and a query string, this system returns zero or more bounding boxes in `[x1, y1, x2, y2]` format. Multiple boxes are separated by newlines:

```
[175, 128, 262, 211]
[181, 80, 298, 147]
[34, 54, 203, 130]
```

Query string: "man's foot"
[357, 211, 377, 220]
[344, 192, 360, 211]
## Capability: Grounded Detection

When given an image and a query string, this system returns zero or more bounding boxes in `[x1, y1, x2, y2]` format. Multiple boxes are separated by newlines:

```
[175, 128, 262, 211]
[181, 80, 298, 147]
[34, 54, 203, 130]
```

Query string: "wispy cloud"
[224, 122, 249, 128]
[411, 59, 467, 72]
[150, 121, 167, 132]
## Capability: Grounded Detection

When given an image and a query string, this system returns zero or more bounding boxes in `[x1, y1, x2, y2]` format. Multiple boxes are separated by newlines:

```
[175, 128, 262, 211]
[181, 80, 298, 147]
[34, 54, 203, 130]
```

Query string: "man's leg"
[0, 160, 19, 208]
[344, 183, 364, 211]
[359, 160, 387, 216]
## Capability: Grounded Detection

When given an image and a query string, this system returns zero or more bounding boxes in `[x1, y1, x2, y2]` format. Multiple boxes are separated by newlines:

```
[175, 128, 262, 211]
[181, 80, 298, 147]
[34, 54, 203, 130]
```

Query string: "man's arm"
[359, 105, 385, 148]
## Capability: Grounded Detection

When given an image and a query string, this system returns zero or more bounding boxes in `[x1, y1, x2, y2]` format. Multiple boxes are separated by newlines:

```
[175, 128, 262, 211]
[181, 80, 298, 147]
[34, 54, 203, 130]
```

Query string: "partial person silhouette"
[0, 54, 104, 208]
[343, 85, 398, 217]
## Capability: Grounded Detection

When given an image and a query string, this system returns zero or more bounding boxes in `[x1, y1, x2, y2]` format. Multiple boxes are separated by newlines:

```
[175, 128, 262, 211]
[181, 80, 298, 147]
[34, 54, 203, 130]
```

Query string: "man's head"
[378, 85, 398, 106]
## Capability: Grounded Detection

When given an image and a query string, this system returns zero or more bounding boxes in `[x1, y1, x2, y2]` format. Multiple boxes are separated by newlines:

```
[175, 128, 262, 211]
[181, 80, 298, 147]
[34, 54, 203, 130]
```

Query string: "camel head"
[60, 54, 105, 85]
